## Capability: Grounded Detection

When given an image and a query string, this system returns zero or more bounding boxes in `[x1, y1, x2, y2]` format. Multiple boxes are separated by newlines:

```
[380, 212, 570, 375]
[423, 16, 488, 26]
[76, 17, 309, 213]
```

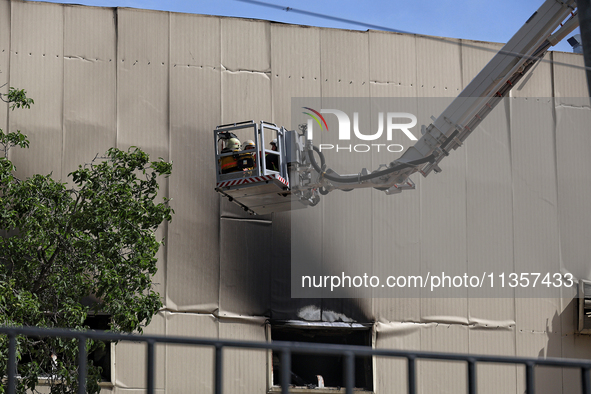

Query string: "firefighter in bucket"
[219, 136, 256, 174]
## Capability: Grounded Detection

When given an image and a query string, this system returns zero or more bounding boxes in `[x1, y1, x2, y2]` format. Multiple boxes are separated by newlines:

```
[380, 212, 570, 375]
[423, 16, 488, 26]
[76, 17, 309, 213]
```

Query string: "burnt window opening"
[271, 324, 373, 391]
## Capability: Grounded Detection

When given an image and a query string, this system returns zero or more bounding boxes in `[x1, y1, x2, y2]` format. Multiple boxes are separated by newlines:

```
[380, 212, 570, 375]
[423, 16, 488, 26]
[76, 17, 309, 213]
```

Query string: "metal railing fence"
[1, 325, 591, 394]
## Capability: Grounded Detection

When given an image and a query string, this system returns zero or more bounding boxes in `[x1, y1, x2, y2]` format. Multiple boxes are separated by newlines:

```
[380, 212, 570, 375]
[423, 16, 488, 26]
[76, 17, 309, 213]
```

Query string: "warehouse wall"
[2, 0, 591, 392]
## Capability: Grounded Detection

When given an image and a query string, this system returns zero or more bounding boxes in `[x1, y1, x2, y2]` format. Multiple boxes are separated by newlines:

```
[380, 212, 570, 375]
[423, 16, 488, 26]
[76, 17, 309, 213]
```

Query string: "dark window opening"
[85, 314, 111, 382]
[271, 324, 373, 391]
[15, 314, 111, 383]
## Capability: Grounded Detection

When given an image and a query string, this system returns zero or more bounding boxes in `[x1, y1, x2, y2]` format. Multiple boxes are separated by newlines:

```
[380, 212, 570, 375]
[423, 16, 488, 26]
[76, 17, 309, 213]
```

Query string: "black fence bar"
[215, 344, 223, 394]
[407, 356, 416, 394]
[77, 336, 87, 394]
[344, 351, 355, 394]
[147, 340, 155, 394]
[7, 333, 16, 394]
[281, 349, 291, 394]
[467, 358, 476, 394]
[583, 367, 591, 394]
[526, 362, 535, 394]
[2, 326, 591, 394]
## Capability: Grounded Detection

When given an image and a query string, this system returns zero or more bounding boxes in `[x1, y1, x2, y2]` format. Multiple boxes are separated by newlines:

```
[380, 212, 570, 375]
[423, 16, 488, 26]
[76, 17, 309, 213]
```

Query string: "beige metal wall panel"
[116, 8, 170, 300]
[511, 55, 552, 98]
[465, 104, 514, 306]
[116, 8, 169, 161]
[320, 189, 374, 301]
[114, 312, 165, 389]
[320, 29, 370, 97]
[510, 97, 561, 333]
[371, 96, 421, 318]
[62, 5, 117, 177]
[221, 17, 270, 73]
[516, 330, 563, 393]
[219, 321, 267, 393]
[369, 31, 417, 98]
[415, 36, 462, 98]
[371, 168, 421, 320]
[561, 332, 591, 393]
[270, 23, 321, 126]
[114, 389, 162, 394]
[555, 102, 591, 280]
[460, 40, 503, 89]
[469, 328, 517, 394]
[170, 13, 220, 68]
[9, 0, 63, 179]
[220, 71, 272, 125]
[317, 29, 371, 300]
[419, 104, 467, 318]
[166, 312, 218, 393]
[271, 210, 321, 320]
[221, 17, 271, 126]
[557, 289, 582, 392]
[375, 322, 421, 393]
[166, 13, 221, 312]
[0, 0, 9, 132]
[419, 324, 469, 393]
[552, 52, 588, 99]
[219, 218, 272, 316]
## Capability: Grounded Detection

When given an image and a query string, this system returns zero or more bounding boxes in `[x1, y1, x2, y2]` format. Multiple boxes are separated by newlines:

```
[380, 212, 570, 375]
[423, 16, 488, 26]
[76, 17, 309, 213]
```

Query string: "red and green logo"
[302, 107, 329, 132]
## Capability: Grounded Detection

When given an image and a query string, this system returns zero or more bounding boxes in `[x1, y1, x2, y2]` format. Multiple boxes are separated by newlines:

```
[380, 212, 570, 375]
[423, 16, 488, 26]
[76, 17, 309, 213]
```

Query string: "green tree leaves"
[0, 91, 172, 393]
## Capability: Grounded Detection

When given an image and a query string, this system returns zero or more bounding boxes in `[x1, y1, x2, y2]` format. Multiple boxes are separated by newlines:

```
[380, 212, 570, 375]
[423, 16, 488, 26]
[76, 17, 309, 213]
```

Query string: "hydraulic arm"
[296, 0, 579, 201]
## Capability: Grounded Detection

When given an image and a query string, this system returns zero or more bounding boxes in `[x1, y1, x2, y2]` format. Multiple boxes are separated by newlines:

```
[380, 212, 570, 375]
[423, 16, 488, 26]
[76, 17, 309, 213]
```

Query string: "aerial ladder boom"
[214, 0, 580, 214]
[390, 0, 579, 187]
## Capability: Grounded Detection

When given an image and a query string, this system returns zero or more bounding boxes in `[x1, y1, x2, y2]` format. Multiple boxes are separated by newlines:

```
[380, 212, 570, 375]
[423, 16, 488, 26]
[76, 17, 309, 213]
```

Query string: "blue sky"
[34, 0, 580, 53]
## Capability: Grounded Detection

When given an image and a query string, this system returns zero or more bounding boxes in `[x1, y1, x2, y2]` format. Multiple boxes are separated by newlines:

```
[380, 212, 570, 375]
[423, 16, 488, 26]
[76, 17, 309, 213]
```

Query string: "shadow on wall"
[535, 297, 591, 393]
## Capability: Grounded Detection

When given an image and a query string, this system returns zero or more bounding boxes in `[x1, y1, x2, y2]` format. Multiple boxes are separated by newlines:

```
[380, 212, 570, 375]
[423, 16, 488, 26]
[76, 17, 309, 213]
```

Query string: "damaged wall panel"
[166, 13, 221, 313]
